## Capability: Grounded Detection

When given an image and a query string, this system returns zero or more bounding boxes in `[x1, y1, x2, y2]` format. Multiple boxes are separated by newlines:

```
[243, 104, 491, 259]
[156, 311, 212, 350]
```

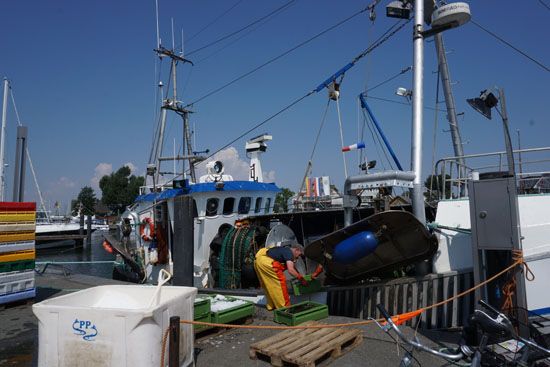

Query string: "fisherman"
[254, 243, 309, 310]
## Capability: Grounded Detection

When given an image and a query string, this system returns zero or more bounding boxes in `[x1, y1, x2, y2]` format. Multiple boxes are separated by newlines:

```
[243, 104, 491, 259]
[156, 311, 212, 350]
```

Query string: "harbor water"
[36, 231, 116, 279]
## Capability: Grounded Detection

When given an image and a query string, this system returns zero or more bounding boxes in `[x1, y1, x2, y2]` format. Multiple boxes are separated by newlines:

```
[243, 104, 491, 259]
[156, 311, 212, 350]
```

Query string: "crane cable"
[200, 19, 411, 163]
[298, 99, 331, 197]
[186, 0, 296, 56]
[184, 4, 378, 109]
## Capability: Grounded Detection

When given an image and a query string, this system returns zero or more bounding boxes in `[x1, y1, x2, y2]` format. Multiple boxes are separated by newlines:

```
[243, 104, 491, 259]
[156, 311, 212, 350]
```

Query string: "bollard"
[169, 316, 180, 367]
[86, 215, 92, 245]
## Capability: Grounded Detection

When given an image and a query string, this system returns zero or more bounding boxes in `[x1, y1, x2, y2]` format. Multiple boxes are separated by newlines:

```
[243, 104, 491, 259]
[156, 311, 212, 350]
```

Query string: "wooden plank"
[411, 281, 418, 326]
[452, 273, 459, 328]
[250, 321, 319, 351]
[421, 279, 428, 327]
[359, 287, 365, 319]
[442, 276, 450, 328]
[431, 276, 439, 329]
[375, 287, 382, 319]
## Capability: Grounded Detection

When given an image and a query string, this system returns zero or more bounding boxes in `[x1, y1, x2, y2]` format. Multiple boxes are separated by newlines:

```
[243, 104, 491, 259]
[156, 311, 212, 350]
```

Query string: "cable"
[186, 0, 296, 56]
[366, 95, 439, 111]
[364, 66, 412, 93]
[298, 100, 331, 194]
[186, 0, 244, 43]
[194, 4, 290, 65]
[471, 20, 549, 72]
[185, 4, 373, 108]
[201, 19, 410, 163]
[202, 91, 315, 161]
[361, 107, 393, 170]
[429, 67, 441, 197]
[538, 0, 550, 11]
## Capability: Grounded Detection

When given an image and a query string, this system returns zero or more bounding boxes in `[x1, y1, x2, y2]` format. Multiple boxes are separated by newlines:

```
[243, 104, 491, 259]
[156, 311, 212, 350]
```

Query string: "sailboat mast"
[0, 78, 9, 201]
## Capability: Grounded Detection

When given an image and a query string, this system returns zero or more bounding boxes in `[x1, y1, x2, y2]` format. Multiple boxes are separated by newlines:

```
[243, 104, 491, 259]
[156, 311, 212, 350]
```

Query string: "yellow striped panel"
[0, 250, 35, 262]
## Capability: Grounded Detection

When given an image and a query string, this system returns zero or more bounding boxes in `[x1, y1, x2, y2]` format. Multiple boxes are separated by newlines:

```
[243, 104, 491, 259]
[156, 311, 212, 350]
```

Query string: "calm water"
[36, 231, 116, 279]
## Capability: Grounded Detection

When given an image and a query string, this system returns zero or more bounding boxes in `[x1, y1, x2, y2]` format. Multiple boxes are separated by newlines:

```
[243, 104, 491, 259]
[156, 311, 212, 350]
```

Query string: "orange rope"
[501, 249, 535, 313]
[159, 327, 169, 367]
[159, 250, 535, 366]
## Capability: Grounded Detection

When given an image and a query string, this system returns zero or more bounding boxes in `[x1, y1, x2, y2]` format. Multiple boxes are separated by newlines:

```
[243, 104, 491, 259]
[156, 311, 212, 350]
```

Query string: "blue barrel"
[332, 231, 379, 264]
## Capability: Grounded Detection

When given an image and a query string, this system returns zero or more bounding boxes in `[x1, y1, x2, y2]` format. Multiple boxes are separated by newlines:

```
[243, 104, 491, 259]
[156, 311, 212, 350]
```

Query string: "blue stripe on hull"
[136, 180, 280, 202]
[528, 307, 550, 316]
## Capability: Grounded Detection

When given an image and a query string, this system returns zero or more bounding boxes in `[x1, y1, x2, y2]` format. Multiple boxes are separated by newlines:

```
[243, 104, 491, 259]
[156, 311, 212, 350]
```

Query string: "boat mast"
[152, 5, 195, 185]
[434, 33, 466, 173]
[411, 0, 426, 224]
[0, 78, 8, 201]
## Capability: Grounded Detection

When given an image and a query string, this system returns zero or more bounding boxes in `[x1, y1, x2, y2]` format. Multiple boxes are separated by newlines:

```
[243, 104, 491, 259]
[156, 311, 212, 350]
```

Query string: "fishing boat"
[104, 1, 550, 329]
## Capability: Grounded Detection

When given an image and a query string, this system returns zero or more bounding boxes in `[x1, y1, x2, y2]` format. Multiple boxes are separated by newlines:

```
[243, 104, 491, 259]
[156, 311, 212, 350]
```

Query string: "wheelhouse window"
[238, 197, 251, 214]
[206, 198, 219, 217]
[254, 197, 263, 213]
[264, 198, 272, 214]
[223, 197, 235, 215]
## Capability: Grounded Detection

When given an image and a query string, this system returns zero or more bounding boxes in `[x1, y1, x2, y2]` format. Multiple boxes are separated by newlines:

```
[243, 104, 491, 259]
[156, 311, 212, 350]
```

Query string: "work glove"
[311, 264, 323, 280]
[297, 274, 308, 286]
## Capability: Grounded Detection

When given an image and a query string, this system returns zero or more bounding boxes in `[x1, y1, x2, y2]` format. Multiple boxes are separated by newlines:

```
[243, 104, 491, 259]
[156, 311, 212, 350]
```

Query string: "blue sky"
[0, 0, 548, 212]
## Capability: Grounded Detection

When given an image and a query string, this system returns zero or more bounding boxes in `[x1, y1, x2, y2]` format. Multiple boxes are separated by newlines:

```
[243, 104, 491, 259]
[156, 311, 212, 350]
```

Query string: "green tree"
[99, 166, 145, 213]
[274, 188, 295, 213]
[72, 186, 96, 215]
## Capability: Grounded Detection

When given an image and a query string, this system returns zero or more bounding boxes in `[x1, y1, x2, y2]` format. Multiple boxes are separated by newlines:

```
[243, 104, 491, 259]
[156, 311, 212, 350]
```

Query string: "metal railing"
[433, 147, 550, 200]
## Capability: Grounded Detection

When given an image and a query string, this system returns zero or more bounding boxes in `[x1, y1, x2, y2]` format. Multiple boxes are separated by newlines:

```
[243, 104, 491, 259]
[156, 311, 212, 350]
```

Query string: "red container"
[0, 202, 36, 212]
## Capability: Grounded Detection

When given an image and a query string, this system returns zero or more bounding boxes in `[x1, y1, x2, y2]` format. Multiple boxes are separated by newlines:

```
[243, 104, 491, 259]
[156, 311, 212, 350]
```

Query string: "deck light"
[467, 90, 498, 120]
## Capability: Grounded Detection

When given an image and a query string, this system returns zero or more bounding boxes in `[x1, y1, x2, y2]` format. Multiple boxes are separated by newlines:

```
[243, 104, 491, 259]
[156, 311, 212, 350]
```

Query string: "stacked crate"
[0, 202, 36, 305]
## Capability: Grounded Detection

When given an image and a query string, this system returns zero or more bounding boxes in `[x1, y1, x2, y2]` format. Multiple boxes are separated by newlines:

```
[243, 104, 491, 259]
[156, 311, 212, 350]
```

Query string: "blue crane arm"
[314, 62, 355, 93]
[359, 93, 403, 171]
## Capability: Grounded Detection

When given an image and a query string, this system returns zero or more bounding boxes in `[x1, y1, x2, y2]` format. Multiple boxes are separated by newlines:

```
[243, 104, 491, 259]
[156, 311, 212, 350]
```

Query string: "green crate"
[273, 301, 328, 326]
[194, 297, 211, 318]
[210, 296, 255, 324]
[193, 312, 213, 331]
[291, 275, 322, 296]
[0, 259, 35, 273]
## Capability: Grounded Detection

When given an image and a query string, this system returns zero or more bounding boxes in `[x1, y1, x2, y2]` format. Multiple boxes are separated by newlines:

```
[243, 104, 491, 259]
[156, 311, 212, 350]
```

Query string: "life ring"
[140, 218, 155, 241]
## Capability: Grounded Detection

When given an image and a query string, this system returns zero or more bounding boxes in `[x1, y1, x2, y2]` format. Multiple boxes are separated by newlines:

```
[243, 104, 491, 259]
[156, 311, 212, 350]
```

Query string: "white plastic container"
[33, 285, 197, 367]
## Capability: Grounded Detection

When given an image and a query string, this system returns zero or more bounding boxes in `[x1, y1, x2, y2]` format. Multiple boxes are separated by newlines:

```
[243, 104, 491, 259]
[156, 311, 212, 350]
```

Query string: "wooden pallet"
[249, 321, 363, 367]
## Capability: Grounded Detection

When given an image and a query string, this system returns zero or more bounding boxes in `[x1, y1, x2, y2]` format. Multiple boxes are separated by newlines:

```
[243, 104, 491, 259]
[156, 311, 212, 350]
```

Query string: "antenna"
[171, 18, 175, 51]
[155, 0, 160, 48]
[181, 28, 189, 57]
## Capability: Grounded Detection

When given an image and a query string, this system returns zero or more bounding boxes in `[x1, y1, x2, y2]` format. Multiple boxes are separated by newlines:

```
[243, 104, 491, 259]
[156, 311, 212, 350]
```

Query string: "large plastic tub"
[33, 285, 197, 367]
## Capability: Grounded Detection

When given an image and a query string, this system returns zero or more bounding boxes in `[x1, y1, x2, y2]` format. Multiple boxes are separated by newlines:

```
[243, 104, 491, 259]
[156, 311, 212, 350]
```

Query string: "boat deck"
[0, 272, 462, 367]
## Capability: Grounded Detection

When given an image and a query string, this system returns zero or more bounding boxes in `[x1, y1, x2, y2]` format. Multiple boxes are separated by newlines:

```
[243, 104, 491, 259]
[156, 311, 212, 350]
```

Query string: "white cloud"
[90, 163, 113, 191]
[196, 147, 250, 180]
[56, 176, 76, 188]
[124, 162, 138, 174]
[263, 170, 276, 183]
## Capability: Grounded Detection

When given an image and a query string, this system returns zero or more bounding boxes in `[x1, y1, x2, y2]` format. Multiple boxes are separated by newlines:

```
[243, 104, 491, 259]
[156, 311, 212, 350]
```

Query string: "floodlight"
[386, 1, 412, 19]
[206, 160, 224, 176]
[146, 164, 157, 176]
[396, 87, 412, 97]
[466, 89, 498, 120]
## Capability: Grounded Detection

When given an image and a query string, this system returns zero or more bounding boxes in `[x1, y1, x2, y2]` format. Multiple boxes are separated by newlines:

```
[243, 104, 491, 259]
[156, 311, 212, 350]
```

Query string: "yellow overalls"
[254, 247, 291, 310]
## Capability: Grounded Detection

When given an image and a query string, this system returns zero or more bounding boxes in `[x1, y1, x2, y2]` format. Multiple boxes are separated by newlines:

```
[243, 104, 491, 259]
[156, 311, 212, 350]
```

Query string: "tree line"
[72, 165, 144, 216]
